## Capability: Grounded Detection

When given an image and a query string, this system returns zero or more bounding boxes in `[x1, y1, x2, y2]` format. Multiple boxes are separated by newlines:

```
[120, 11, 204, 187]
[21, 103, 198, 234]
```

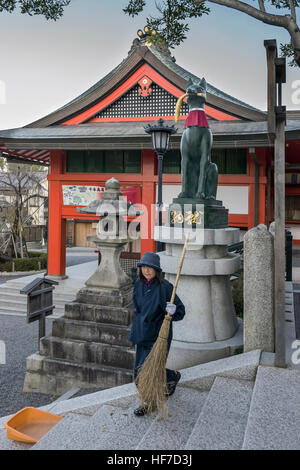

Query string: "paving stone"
[31, 413, 91, 450]
[185, 377, 253, 450]
[136, 386, 209, 450]
[242, 366, 300, 450]
[33, 403, 153, 450]
[0, 429, 33, 450]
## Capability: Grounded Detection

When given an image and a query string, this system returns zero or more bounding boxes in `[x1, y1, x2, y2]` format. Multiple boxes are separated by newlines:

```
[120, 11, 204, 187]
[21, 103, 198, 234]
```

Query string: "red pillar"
[47, 151, 67, 277]
[141, 150, 156, 255]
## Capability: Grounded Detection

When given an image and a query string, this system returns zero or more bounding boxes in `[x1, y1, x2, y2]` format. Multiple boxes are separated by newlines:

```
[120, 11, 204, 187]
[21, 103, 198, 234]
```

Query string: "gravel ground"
[0, 254, 98, 418]
[0, 314, 56, 418]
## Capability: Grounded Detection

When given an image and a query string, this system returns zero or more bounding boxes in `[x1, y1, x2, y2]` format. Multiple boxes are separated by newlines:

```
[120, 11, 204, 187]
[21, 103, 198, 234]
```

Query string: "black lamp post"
[145, 118, 177, 252]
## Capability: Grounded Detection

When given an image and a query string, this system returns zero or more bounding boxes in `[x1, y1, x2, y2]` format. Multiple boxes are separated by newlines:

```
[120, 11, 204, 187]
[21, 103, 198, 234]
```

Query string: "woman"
[129, 251, 185, 416]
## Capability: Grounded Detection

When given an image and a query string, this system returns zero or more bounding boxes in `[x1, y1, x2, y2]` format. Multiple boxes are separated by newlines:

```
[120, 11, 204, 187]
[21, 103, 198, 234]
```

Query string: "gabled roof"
[25, 39, 266, 128]
[20, 277, 58, 295]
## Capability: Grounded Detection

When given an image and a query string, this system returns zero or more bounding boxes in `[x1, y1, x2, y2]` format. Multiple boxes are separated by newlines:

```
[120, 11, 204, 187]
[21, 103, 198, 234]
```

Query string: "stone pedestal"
[154, 226, 242, 369]
[84, 238, 132, 290]
[168, 197, 228, 229]
[23, 284, 135, 396]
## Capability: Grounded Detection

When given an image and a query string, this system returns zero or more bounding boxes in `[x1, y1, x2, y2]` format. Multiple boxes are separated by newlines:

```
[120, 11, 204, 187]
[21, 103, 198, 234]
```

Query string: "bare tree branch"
[258, 0, 265, 13]
[288, 0, 297, 22]
[194, 0, 300, 66]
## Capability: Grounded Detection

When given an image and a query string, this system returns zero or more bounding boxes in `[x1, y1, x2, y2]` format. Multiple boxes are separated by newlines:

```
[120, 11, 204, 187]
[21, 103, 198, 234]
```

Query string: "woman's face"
[141, 265, 156, 281]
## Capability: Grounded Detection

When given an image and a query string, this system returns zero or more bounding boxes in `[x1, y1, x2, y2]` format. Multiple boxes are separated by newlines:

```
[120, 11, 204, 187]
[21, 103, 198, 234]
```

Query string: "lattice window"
[93, 83, 189, 119]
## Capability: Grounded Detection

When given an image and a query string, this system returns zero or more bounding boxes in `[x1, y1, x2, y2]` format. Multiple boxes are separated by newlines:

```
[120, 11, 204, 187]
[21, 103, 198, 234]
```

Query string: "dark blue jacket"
[128, 278, 185, 346]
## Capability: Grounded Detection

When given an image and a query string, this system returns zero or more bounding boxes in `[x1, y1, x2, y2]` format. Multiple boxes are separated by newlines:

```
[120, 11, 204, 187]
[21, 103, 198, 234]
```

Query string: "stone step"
[136, 386, 209, 450]
[0, 428, 34, 450]
[242, 366, 300, 450]
[64, 302, 134, 327]
[30, 413, 92, 450]
[0, 288, 75, 303]
[24, 353, 133, 395]
[0, 305, 64, 316]
[52, 317, 133, 348]
[185, 377, 253, 450]
[31, 404, 153, 450]
[40, 336, 135, 370]
[0, 283, 76, 300]
[0, 307, 64, 318]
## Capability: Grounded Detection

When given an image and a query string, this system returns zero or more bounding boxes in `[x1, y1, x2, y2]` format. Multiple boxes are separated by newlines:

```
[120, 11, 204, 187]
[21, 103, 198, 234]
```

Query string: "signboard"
[20, 277, 58, 351]
[62, 185, 140, 206]
[62, 185, 105, 205]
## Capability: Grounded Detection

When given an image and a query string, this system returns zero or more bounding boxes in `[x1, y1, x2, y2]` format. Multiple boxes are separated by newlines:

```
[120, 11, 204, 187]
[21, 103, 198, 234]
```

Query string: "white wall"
[158, 184, 248, 214]
[286, 224, 300, 241]
[216, 186, 248, 214]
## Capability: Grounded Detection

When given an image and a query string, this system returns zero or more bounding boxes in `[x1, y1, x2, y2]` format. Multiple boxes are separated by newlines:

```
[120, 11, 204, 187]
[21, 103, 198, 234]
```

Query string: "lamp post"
[145, 118, 177, 252]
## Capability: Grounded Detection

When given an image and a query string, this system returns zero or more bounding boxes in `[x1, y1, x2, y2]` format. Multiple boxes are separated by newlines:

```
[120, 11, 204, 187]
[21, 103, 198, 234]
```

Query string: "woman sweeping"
[129, 251, 185, 417]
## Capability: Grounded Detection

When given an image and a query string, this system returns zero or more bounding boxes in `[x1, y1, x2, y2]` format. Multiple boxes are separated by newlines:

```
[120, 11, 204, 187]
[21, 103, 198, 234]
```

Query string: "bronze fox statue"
[175, 77, 218, 200]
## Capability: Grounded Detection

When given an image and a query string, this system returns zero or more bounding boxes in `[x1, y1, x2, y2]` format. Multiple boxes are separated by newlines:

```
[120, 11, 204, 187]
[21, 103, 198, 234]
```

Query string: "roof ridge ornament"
[128, 26, 176, 62]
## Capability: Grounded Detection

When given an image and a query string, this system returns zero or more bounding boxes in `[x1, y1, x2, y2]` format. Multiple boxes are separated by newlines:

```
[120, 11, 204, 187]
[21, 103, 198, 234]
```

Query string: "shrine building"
[0, 34, 300, 278]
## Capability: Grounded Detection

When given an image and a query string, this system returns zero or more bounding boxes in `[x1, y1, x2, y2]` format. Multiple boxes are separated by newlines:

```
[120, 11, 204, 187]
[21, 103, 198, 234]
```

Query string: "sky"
[0, 0, 299, 130]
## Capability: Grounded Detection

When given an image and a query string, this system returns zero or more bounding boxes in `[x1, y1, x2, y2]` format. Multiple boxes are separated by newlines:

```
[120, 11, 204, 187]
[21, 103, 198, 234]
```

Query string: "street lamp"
[144, 118, 177, 252]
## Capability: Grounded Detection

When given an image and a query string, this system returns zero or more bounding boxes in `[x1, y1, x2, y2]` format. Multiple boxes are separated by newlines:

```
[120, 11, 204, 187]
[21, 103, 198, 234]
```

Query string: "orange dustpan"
[4, 407, 63, 444]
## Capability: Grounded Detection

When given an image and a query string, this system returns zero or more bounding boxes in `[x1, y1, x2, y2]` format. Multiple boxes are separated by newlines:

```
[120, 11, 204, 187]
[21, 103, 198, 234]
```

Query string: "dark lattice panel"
[93, 83, 189, 119]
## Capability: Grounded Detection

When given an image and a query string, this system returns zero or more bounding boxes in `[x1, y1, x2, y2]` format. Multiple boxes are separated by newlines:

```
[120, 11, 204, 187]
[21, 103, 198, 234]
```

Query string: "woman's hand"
[166, 302, 176, 315]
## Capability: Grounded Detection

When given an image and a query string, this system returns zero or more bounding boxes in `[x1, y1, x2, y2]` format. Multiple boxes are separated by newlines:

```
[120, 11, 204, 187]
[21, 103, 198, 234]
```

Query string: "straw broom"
[135, 232, 190, 416]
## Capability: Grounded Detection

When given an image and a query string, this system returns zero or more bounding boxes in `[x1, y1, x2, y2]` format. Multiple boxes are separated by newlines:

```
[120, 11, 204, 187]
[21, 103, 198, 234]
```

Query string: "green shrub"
[0, 253, 47, 272]
[232, 275, 243, 319]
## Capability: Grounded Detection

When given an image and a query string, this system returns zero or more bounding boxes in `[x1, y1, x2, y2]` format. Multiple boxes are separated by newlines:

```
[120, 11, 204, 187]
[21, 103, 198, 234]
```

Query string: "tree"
[123, 0, 300, 67]
[0, 163, 47, 258]
[0, 0, 71, 20]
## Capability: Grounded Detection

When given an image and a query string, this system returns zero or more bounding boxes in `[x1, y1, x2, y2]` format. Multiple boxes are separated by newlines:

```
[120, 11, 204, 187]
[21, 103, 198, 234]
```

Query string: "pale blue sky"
[0, 0, 299, 130]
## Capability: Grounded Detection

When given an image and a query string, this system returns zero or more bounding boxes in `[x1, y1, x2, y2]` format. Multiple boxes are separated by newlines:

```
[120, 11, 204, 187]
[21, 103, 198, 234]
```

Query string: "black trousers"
[133, 342, 177, 383]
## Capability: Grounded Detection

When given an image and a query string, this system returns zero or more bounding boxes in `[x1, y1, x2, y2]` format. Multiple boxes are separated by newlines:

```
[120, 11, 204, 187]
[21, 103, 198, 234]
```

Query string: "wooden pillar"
[274, 115, 286, 367]
[47, 151, 67, 278]
[264, 39, 287, 368]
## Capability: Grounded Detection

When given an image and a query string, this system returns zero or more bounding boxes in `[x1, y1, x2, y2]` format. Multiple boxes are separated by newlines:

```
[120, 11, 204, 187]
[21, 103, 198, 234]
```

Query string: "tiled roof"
[27, 40, 265, 127]
[149, 46, 264, 114]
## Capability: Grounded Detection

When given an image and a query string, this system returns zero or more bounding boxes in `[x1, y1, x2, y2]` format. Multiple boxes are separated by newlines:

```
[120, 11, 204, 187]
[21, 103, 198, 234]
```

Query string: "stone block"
[64, 302, 134, 326]
[244, 225, 275, 353]
[52, 318, 132, 348]
[24, 355, 133, 395]
[76, 285, 132, 307]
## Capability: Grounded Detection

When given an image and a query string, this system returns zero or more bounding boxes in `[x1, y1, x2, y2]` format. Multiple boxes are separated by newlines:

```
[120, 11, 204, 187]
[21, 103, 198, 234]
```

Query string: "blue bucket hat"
[137, 252, 162, 272]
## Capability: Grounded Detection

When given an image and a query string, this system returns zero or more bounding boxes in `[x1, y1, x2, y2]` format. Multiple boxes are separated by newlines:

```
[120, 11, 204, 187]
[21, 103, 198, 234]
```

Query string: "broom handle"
[170, 232, 190, 304]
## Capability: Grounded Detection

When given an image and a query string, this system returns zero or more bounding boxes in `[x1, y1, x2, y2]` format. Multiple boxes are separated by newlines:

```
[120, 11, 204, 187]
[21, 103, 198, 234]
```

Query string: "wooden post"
[264, 40, 277, 139]
[264, 40, 287, 368]
[274, 107, 286, 368]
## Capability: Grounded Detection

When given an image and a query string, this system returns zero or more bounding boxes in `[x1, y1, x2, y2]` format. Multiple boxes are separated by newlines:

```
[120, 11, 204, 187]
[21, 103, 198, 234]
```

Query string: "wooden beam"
[264, 40, 277, 138]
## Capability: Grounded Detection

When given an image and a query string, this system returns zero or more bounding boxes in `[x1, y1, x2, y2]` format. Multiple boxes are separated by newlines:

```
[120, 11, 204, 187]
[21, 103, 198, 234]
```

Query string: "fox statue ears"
[186, 77, 207, 91]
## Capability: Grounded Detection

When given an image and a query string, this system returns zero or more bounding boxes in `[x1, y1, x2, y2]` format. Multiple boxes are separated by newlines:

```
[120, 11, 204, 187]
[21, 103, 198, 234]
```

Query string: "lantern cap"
[144, 118, 177, 136]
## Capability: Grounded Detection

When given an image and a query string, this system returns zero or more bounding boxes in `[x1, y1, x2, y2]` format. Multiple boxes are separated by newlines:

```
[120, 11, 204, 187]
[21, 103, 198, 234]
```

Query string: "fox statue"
[175, 77, 218, 200]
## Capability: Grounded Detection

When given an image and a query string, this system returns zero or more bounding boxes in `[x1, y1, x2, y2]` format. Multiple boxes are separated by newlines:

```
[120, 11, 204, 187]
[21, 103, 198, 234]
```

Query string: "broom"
[135, 232, 190, 416]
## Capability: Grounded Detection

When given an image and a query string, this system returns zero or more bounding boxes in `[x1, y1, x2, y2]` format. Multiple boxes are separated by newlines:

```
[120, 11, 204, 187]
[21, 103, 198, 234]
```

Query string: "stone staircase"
[1, 349, 299, 450]
[0, 279, 76, 317]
